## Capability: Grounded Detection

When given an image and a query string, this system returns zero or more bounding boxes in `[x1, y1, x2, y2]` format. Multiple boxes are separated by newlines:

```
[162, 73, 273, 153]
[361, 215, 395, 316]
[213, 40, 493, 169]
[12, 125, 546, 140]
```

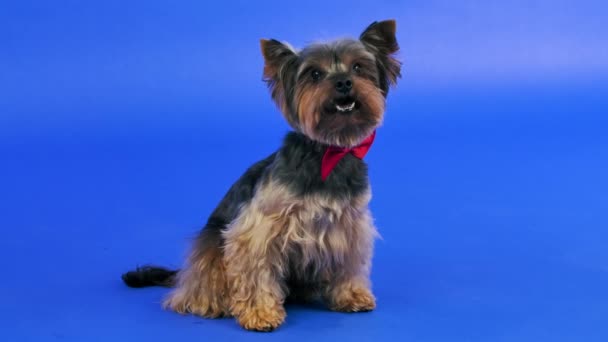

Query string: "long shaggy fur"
[123, 19, 401, 332]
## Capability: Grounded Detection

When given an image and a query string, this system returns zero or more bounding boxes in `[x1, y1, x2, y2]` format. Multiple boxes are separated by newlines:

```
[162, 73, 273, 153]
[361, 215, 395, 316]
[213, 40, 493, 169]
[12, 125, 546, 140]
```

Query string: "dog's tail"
[122, 266, 179, 288]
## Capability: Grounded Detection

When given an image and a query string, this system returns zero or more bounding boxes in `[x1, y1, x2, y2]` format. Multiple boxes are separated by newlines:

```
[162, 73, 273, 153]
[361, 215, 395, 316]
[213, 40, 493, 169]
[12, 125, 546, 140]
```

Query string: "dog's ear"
[260, 39, 297, 81]
[360, 20, 401, 93]
[260, 39, 299, 121]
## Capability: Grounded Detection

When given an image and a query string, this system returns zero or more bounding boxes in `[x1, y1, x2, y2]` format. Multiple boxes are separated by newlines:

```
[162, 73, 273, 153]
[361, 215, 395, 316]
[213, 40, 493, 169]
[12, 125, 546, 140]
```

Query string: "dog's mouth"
[327, 96, 360, 114]
[335, 101, 356, 113]
[315, 94, 382, 147]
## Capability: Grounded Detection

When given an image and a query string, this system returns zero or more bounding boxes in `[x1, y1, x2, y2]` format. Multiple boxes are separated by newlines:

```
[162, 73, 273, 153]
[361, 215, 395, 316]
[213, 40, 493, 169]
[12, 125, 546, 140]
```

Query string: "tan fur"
[223, 177, 377, 330]
[296, 82, 327, 140]
[164, 176, 378, 331]
[163, 239, 228, 318]
[353, 78, 385, 125]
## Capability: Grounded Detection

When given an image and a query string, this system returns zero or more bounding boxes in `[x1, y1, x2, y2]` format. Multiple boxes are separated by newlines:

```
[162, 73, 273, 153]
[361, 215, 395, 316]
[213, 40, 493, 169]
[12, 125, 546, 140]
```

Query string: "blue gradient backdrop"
[1, 1, 607, 341]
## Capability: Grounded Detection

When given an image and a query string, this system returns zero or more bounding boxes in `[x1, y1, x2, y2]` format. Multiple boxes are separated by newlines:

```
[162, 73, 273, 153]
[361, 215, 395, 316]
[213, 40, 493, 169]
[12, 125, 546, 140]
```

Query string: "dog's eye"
[310, 69, 322, 81]
[353, 63, 362, 73]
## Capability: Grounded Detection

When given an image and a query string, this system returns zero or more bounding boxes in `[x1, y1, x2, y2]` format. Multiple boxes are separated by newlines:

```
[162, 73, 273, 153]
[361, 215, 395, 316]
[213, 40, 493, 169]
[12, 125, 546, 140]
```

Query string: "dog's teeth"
[336, 102, 355, 112]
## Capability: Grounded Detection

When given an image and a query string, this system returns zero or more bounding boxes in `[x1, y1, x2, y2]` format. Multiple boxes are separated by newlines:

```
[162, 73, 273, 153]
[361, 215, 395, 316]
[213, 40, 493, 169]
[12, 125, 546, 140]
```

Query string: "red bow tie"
[321, 131, 376, 181]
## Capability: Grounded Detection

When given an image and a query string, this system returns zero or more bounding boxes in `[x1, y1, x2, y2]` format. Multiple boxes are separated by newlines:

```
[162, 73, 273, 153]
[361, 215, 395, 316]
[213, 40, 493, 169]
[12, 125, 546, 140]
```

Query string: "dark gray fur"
[122, 132, 368, 288]
[204, 130, 368, 237]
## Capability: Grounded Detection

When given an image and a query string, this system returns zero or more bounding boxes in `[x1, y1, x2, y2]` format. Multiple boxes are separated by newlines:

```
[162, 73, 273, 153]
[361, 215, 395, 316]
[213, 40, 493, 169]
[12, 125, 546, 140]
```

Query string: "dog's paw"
[329, 287, 376, 313]
[236, 305, 286, 332]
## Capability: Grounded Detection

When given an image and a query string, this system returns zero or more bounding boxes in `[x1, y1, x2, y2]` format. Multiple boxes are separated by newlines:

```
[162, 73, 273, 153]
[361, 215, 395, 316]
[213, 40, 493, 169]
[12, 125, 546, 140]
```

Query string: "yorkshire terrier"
[122, 19, 401, 332]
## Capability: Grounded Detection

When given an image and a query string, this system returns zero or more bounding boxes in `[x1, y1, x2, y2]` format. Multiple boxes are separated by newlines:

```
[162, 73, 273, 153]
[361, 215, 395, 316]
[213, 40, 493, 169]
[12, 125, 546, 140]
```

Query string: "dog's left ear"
[360, 20, 401, 93]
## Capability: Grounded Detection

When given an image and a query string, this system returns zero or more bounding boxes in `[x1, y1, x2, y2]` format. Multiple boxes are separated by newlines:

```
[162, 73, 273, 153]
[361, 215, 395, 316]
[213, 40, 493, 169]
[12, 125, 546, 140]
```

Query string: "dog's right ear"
[260, 39, 299, 123]
[260, 39, 298, 83]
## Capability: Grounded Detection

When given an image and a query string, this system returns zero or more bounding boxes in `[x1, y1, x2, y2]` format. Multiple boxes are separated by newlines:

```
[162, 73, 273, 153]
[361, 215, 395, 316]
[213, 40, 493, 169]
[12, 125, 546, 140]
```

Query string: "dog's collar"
[321, 131, 376, 181]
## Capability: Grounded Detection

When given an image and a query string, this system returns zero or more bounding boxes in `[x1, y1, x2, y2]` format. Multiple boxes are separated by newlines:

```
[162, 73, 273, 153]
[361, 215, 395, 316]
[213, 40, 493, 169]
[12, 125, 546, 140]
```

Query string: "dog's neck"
[320, 131, 376, 181]
[269, 131, 371, 199]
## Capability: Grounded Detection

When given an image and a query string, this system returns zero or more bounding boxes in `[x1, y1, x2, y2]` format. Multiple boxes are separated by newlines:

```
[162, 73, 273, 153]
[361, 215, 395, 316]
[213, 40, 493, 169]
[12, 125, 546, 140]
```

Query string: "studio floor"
[1, 1, 607, 341]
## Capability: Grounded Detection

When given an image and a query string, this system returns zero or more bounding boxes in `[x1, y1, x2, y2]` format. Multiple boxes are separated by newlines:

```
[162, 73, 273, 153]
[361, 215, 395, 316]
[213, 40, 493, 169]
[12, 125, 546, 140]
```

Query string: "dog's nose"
[335, 78, 353, 94]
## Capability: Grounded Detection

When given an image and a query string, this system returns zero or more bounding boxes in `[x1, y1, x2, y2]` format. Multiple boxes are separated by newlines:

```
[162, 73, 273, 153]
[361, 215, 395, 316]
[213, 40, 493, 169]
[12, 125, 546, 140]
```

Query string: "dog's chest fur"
[223, 132, 376, 282]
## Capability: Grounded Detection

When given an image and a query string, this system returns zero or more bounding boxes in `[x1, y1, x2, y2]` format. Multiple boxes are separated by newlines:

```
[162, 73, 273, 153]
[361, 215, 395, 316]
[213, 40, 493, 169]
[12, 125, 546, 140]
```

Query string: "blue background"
[1, 1, 607, 341]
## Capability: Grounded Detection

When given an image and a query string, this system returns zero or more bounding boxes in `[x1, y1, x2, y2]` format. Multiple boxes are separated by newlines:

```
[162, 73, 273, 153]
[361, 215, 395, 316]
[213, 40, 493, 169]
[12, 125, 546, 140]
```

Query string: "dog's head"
[261, 20, 401, 147]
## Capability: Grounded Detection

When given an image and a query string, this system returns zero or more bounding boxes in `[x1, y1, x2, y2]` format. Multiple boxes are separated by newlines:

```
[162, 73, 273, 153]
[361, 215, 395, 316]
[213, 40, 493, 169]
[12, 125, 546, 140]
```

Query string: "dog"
[122, 19, 401, 332]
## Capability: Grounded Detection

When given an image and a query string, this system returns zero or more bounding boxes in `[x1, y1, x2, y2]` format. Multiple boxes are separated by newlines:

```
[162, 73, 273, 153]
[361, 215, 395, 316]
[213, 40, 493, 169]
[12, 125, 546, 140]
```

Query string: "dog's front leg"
[222, 203, 287, 332]
[323, 206, 377, 313]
